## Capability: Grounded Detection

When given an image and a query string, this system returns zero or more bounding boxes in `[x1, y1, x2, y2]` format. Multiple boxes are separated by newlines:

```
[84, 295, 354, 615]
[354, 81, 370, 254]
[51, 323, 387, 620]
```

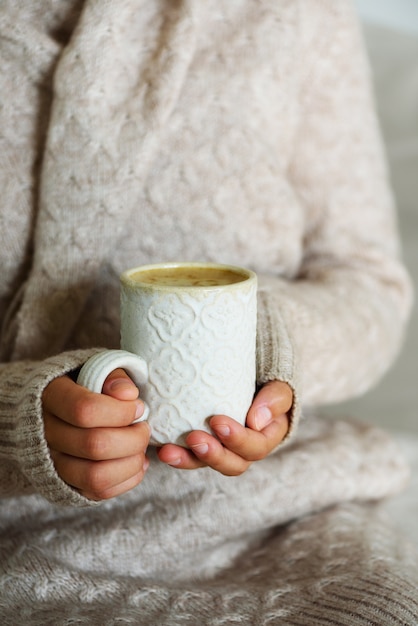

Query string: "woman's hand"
[157, 381, 293, 475]
[42, 369, 151, 501]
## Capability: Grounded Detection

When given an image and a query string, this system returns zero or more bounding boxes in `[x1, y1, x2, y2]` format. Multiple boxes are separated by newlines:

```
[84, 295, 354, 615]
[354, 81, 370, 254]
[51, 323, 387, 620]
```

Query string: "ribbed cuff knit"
[0, 349, 103, 507]
[256, 289, 301, 443]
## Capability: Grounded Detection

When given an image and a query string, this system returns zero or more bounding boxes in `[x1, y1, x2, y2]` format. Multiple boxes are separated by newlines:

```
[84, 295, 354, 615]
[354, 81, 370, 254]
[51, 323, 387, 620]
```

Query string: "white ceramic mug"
[77, 262, 257, 445]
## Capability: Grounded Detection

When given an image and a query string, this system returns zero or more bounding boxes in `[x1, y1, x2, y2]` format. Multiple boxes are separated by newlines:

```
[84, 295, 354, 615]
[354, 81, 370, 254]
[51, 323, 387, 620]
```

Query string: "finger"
[210, 413, 289, 462]
[43, 375, 145, 428]
[44, 414, 150, 461]
[185, 432, 251, 476]
[102, 368, 140, 401]
[157, 443, 207, 470]
[51, 450, 149, 500]
[82, 470, 146, 501]
[246, 381, 293, 432]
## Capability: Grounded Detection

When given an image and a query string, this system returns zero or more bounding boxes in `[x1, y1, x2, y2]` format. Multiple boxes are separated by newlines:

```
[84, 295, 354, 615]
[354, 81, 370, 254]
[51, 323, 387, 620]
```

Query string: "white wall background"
[354, 0, 418, 33]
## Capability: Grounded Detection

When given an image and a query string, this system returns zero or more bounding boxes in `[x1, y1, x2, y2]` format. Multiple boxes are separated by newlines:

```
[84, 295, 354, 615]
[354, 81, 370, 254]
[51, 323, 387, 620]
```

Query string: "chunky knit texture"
[0, 0, 416, 623]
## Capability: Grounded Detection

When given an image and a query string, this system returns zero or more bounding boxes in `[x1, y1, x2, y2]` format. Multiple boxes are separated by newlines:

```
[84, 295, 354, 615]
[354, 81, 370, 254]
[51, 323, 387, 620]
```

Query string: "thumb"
[102, 368, 140, 401]
[247, 380, 293, 432]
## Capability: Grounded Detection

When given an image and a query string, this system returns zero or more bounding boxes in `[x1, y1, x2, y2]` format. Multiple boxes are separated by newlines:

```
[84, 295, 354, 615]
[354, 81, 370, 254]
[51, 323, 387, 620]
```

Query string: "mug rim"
[120, 261, 257, 291]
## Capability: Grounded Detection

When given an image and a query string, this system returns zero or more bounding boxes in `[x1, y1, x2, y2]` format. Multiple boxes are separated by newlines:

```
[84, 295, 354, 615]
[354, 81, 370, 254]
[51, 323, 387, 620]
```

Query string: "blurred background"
[322, 0, 418, 542]
[323, 0, 418, 436]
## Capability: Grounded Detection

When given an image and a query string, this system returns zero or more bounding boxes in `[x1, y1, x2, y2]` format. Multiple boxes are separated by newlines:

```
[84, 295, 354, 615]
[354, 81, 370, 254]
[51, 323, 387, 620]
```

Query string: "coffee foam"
[129, 266, 246, 287]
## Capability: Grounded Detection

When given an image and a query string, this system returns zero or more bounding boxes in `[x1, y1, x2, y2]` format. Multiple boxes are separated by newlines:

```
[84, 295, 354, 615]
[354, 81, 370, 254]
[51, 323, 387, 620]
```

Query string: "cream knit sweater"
[0, 1, 416, 623]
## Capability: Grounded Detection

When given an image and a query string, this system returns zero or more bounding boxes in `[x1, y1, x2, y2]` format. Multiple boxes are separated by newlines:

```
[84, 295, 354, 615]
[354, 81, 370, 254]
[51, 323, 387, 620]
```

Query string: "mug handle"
[76, 349, 150, 422]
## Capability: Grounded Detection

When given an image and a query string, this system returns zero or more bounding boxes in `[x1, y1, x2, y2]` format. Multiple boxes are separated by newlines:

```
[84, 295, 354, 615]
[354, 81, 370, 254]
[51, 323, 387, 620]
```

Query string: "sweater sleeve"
[0, 6, 103, 507]
[255, 0, 413, 439]
[0, 349, 103, 506]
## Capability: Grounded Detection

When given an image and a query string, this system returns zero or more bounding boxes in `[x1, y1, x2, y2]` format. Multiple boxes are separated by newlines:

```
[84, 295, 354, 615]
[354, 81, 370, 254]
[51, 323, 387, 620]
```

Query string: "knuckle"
[84, 463, 111, 495]
[82, 430, 110, 460]
[73, 394, 100, 427]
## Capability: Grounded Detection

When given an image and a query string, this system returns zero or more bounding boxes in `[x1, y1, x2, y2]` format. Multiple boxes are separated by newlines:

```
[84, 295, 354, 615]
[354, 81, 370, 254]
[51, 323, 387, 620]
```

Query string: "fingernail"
[143, 457, 150, 472]
[167, 457, 182, 466]
[214, 424, 231, 437]
[190, 443, 209, 456]
[135, 401, 145, 421]
[255, 406, 272, 431]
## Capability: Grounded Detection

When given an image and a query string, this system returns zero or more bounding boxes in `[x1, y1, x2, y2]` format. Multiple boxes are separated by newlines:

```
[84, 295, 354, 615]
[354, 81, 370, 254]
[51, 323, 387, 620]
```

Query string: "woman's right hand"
[42, 369, 151, 501]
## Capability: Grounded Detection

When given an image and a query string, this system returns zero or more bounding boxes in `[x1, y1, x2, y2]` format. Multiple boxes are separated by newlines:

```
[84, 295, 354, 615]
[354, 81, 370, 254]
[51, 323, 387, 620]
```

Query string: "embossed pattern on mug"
[121, 281, 257, 445]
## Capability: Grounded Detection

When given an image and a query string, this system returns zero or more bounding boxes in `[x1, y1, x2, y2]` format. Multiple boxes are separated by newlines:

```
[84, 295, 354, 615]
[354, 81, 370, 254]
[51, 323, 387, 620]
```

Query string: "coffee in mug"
[129, 265, 246, 287]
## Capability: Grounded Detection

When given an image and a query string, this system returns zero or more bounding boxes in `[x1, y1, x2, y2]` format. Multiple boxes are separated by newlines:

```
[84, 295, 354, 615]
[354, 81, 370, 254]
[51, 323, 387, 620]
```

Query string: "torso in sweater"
[1, 0, 308, 353]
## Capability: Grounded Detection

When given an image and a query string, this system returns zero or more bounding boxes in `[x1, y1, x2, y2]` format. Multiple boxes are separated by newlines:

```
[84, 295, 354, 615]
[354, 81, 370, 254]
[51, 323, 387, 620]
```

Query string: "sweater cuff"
[0, 348, 103, 507]
[256, 289, 301, 443]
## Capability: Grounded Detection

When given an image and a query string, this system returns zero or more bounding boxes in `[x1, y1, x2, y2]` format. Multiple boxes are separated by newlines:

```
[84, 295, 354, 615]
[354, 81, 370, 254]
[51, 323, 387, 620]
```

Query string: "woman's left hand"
[157, 381, 293, 475]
